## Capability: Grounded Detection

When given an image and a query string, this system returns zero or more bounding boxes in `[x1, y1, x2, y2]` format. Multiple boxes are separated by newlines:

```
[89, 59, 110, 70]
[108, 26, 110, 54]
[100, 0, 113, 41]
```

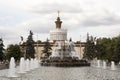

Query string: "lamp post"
[94, 37, 97, 60]
[36, 35, 39, 59]
[24, 45, 26, 59]
[80, 35, 82, 59]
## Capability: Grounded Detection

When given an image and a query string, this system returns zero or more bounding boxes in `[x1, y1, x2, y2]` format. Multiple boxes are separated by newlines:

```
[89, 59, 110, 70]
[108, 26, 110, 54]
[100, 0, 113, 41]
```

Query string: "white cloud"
[28, 2, 82, 14]
[0, 0, 120, 47]
[81, 13, 120, 27]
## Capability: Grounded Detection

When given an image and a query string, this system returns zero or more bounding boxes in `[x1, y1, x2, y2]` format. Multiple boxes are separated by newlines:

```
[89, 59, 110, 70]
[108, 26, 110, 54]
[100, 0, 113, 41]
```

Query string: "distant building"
[20, 12, 86, 59]
[50, 12, 67, 41]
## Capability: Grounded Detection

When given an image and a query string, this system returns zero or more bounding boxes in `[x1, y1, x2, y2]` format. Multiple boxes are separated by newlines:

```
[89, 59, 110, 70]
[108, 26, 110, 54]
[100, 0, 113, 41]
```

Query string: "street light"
[80, 35, 82, 59]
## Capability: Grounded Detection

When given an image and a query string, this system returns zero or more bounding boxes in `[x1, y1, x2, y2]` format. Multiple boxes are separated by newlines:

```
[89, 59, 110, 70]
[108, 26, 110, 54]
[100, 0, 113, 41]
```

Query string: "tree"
[26, 30, 35, 59]
[6, 44, 22, 61]
[96, 39, 106, 60]
[83, 34, 96, 60]
[42, 38, 52, 58]
[114, 36, 120, 63]
[0, 38, 5, 62]
[96, 37, 117, 62]
[83, 34, 120, 63]
[96, 38, 109, 60]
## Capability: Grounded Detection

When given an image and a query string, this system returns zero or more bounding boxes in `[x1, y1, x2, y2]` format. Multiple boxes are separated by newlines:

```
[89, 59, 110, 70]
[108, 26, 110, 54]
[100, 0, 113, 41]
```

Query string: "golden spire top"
[55, 10, 62, 29]
[58, 10, 60, 17]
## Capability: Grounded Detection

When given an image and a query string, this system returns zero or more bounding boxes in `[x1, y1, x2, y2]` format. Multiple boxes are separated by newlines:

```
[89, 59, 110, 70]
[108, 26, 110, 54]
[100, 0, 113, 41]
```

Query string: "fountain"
[97, 60, 100, 68]
[30, 58, 34, 70]
[19, 57, 26, 73]
[8, 57, 18, 77]
[103, 61, 107, 69]
[34, 58, 39, 69]
[111, 61, 116, 70]
[25, 59, 30, 72]
[41, 41, 90, 67]
[40, 12, 90, 67]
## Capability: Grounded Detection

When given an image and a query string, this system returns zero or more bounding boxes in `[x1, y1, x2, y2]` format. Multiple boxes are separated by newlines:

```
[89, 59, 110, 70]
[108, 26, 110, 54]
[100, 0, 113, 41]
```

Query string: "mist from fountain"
[6, 57, 40, 78]
[50, 41, 80, 59]
[111, 61, 116, 70]
[19, 57, 26, 73]
[97, 60, 100, 68]
[30, 58, 34, 70]
[8, 57, 18, 77]
[33, 59, 36, 69]
[34, 58, 39, 69]
[68, 41, 80, 58]
[0, 61, 119, 80]
[25, 59, 30, 72]
[103, 61, 107, 69]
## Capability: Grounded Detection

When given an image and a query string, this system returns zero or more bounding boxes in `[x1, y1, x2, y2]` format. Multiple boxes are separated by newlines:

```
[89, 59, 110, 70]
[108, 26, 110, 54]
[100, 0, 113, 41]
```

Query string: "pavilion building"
[20, 12, 85, 59]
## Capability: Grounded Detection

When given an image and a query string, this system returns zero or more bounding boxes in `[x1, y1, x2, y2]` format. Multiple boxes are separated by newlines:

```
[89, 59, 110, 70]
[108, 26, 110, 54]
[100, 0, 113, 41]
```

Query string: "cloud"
[81, 12, 120, 27]
[0, 16, 13, 20]
[0, 26, 22, 47]
[28, 2, 83, 14]
[0, 0, 120, 47]
[18, 18, 53, 34]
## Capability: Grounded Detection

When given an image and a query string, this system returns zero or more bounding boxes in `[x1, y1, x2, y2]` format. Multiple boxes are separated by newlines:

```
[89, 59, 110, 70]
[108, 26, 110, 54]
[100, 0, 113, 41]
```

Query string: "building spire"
[58, 10, 60, 17]
[55, 11, 62, 29]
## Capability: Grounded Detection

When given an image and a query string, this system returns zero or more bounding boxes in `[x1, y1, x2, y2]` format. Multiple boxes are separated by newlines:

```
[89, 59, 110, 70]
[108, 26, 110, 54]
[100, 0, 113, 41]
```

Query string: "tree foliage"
[83, 33, 120, 63]
[114, 36, 120, 62]
[6, 44, 22, 61]
[83, 34, 96, 60]
[0, 38, 5, 61]
[26, 30, 35, 59]
[96, 36, 120, 63]
[42, 39, 52, 58]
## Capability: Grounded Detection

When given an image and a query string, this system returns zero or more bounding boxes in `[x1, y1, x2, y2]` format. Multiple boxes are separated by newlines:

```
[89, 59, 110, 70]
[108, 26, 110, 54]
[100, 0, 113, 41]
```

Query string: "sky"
[0, 0, 120, 47]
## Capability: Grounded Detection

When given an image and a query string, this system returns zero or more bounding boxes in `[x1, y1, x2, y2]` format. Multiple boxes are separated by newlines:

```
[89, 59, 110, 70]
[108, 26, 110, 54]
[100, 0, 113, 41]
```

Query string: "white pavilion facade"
[20, 12, 85, 59]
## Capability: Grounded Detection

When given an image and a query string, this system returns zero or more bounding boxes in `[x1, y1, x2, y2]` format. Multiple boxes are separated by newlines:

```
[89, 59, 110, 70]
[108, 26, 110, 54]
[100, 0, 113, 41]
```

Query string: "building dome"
[50, 11, 67, 41]
[50, 29, 67, 41]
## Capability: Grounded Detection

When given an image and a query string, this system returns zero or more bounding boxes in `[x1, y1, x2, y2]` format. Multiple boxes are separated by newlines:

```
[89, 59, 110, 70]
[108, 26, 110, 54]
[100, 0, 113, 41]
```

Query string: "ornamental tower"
[50, 11, 67, 42]
[55, 11, 62, 29]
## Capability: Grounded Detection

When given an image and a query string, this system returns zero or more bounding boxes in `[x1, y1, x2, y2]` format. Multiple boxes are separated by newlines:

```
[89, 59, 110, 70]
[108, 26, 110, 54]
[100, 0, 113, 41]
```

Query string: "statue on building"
[20, 36, 24, 45]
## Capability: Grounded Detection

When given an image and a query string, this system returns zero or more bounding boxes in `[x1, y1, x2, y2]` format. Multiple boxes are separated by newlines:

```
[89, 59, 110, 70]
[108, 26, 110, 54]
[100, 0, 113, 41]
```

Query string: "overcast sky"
[0, 0, 120, 47]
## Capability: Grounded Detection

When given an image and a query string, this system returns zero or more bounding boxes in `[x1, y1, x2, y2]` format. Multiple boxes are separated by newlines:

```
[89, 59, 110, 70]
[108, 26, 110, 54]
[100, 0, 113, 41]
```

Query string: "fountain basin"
[41, 41, 91, 67]
[41, 57, 90, 67]
[0, 63, 9, 70]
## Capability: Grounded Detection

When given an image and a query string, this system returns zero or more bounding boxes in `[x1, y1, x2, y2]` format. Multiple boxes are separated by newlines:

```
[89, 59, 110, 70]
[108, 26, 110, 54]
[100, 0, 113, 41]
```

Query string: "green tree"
[83, 34, 96, 60]
[96, 38, 110, 60]
[6, 44, 22, 61]
[0, 38, 5, 62]
[26, 30, 35, 59]
[96, 38, 117, 62]
[114, 36, 120, 63]
[84, 34, 120, 63]
[42, 38, 52, 58]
